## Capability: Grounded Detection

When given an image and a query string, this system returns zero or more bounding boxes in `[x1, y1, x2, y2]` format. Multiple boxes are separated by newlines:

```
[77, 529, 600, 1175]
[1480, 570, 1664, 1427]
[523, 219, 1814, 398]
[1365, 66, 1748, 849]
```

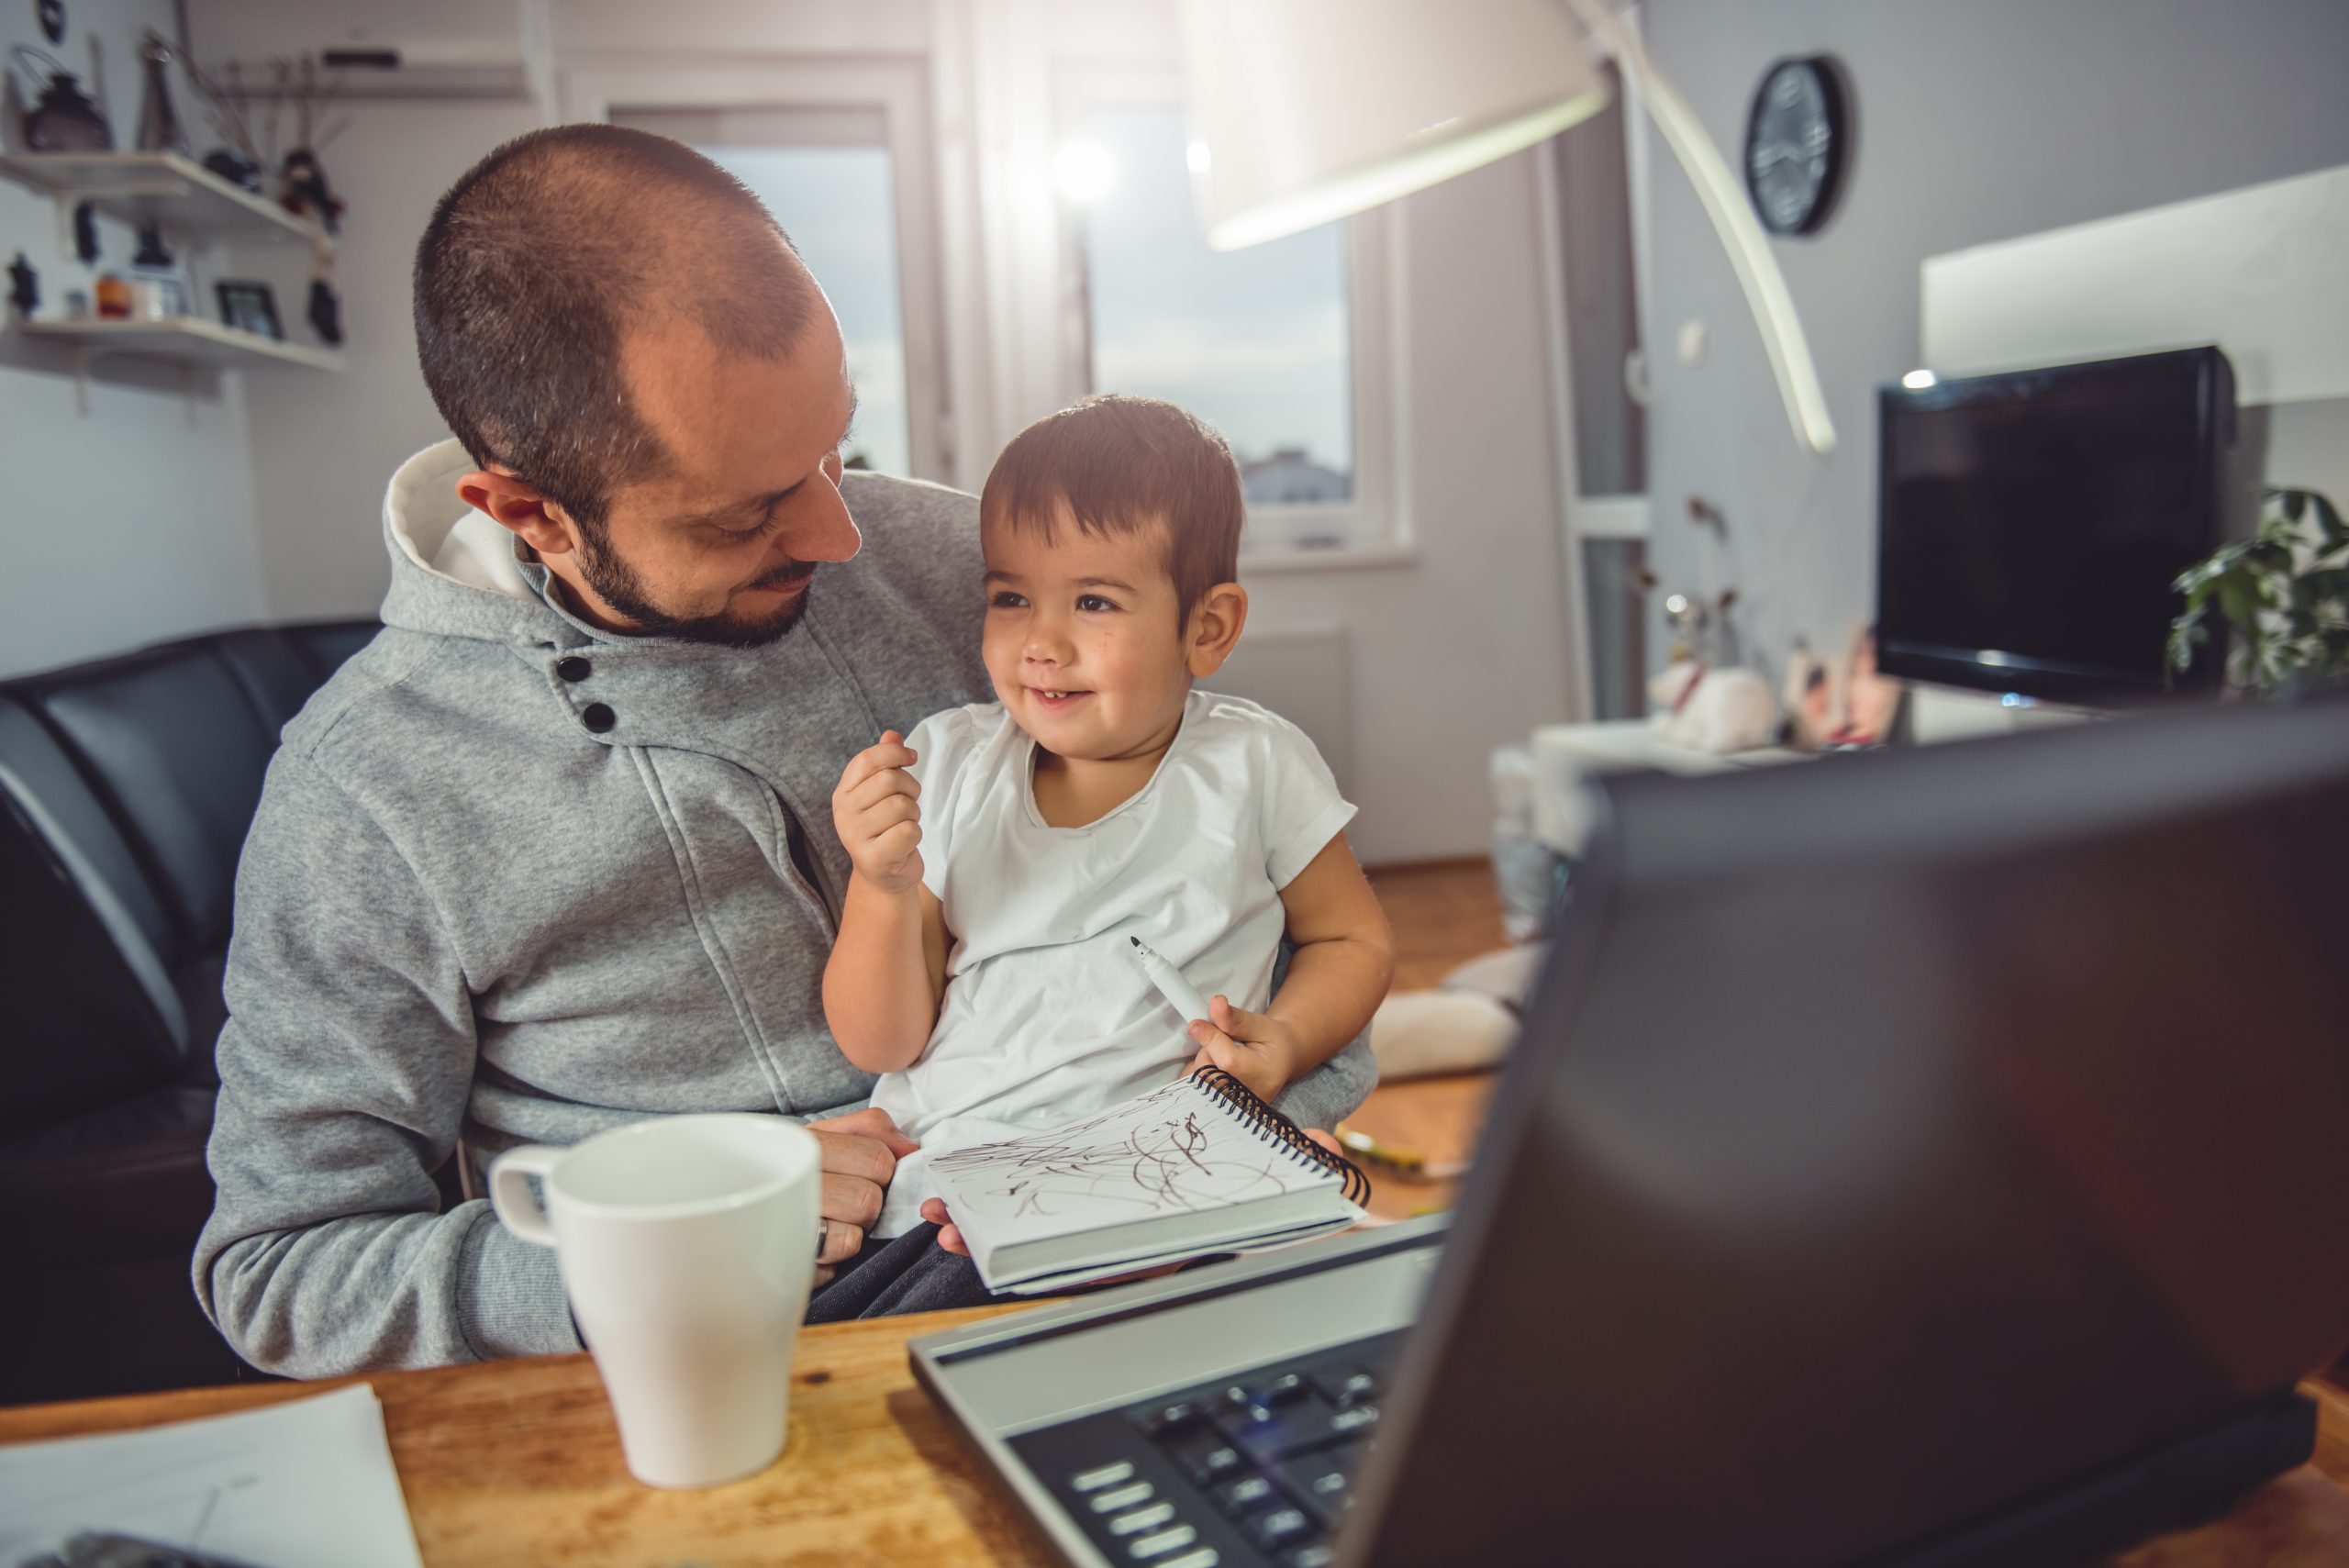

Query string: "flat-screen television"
[1875, 346, 2234, 704]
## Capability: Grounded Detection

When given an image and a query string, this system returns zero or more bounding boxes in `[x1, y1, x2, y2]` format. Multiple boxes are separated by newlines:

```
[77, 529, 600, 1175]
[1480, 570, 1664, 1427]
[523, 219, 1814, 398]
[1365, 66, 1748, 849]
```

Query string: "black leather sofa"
[0, 620, 378, 1406]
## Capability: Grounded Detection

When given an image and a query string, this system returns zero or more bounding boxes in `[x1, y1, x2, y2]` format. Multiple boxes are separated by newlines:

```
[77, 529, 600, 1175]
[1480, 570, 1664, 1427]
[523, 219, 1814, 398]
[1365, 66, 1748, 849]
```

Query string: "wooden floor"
[1352, 859, 1510, 1220]
[1365, 858, 1511, 991]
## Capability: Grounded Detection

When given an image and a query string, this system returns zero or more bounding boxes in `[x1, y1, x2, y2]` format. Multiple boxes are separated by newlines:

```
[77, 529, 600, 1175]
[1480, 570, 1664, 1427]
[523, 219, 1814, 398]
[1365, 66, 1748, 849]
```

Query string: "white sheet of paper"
[0, 1385, 424, 1568]
[928, 1076, 1341, 1246]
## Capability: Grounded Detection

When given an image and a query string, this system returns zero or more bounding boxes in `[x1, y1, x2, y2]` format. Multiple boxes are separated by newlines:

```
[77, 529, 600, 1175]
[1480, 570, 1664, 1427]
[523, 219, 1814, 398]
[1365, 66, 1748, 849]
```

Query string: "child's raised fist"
[831, 730, 925, 895]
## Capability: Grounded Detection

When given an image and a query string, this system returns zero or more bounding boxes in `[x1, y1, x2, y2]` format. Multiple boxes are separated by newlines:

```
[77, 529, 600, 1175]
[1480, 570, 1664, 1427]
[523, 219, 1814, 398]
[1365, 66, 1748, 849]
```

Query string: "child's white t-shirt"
[864, 689, 1355, 1237]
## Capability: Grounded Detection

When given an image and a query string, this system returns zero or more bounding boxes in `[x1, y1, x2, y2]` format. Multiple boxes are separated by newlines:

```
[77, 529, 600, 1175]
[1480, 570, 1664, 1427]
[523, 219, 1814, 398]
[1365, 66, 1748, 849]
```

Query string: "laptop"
[910, 693, 2349, 1568]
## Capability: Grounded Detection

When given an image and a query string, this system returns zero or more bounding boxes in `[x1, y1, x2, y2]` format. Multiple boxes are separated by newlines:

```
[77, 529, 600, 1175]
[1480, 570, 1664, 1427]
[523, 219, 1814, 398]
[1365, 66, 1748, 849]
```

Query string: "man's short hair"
[981, 395, 1245, 620]
[414, 124, 819, 527]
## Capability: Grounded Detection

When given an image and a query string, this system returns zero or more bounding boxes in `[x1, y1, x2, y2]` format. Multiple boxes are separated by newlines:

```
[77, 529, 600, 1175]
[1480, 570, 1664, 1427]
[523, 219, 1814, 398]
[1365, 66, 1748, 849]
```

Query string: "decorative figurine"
[1780, 639, 1837, 750]
[1777, 624, 1905, 751]
[1639, 577, 1742, 668]
[203, 148, 263, 192]
[273, 55, 350, 236]
[130, 223, 173, 271]
[126, 224, 184, 320]
[1650, 661, 1778, 755]
[12, 46, 112, 150]
[299, 199, 343, 347]
[306, 277, 342, 347]
[280, 147, 344, 235]
[1828, 624, 1904, 748]
[135, 28, 192, 158]
[7, 252, 38, 318]
[182, 54, 270, 194]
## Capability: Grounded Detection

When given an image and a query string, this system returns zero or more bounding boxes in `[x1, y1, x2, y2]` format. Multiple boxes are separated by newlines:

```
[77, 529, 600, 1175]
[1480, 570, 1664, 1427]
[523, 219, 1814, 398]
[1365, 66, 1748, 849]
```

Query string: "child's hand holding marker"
[1129, 936, 1300, 1106]
[1185, 995, 1303, 1107]
[831, 730, 924, 895]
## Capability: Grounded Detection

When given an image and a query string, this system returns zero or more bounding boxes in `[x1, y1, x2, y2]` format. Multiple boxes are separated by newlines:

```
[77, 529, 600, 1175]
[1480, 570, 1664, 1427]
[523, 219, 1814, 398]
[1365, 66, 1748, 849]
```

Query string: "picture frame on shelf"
[215, 279, 282, 340]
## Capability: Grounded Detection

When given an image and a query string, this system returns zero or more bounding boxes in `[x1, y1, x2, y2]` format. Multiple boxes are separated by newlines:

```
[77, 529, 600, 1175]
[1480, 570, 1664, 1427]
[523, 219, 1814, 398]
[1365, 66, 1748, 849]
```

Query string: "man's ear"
[455, 467, 582, 559]
[1183, 582, 1250, 679]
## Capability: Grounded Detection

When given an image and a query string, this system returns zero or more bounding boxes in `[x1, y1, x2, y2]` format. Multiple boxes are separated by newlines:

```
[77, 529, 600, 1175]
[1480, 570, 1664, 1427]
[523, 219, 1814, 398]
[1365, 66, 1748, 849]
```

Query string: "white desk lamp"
[1177, 0, 1837, 457]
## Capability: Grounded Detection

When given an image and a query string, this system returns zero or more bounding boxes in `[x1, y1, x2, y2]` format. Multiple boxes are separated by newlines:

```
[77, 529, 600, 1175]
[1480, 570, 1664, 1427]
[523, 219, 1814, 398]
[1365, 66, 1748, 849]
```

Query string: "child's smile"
[980, 512, 1200, 770]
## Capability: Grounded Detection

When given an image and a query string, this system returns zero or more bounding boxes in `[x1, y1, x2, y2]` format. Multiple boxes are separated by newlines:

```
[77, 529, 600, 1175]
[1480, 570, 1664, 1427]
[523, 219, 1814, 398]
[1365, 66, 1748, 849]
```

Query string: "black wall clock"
[1743, 55, 1849, 237]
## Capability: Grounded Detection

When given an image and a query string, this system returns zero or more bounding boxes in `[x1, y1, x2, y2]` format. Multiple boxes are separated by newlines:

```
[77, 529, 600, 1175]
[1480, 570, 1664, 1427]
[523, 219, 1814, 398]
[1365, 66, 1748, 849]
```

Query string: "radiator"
[1209, 626, 1353, 795]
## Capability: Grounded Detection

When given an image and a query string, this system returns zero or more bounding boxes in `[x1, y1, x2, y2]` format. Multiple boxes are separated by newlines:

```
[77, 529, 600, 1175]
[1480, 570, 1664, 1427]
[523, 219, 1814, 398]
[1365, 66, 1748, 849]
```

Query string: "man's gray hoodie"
[195, 441, 1376, 1376]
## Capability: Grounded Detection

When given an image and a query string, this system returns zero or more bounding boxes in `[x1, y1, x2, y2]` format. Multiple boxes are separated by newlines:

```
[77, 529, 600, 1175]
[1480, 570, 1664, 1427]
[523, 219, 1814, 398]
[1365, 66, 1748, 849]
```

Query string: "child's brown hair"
[980, 395, 1243, 620]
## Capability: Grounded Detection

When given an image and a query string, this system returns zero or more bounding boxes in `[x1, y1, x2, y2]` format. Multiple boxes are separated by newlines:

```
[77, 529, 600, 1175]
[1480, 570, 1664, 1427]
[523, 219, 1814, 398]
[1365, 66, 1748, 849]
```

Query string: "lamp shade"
[1179, 0, 1610, 250]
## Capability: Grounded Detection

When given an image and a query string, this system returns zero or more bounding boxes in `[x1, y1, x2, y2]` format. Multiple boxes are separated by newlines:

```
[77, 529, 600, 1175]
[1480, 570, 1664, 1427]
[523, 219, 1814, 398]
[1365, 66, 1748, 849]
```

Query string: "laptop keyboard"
[1006, 1329, 1408, 1567]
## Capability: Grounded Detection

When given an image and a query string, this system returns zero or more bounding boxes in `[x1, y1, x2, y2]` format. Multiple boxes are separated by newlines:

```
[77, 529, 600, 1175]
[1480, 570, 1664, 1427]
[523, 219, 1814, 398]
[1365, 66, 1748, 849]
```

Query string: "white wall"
[231, 98, 546, 620]
[2254, 399, 2349, 520]
[0, 0, 266, 677]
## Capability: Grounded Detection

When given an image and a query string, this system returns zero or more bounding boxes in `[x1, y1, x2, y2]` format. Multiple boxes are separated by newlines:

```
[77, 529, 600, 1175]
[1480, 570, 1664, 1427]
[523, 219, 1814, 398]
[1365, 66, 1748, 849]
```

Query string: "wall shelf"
[19, 317, 342, 371]
[16, 317, 341, 416]
[0, 150, 312, 243]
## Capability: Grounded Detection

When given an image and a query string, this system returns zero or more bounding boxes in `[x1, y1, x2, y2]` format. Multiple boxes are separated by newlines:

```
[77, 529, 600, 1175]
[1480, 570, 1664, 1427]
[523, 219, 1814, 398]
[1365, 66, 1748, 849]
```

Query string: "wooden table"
[4, 1311, 2346, 1566]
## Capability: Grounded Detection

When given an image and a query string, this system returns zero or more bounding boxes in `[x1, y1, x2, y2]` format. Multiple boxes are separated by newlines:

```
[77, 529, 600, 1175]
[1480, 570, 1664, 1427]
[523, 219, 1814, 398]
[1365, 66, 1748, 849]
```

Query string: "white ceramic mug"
[488, 1114, 821, 1488]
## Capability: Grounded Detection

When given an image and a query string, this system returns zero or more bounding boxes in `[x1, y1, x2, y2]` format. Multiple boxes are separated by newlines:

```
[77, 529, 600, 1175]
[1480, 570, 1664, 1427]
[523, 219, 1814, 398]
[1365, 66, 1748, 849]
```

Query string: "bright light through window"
[1079, 107, 1353, 509]
[1053, 139, 1117, 204]
[697, 145, 913, 477]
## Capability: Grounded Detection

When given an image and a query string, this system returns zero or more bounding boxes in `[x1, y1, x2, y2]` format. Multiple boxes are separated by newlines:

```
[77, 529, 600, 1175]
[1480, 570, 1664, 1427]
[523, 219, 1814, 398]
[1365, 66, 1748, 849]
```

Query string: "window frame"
[1049, 64, 1408, 566]
[1534, 11, 1661, 720]
[562, 58, 955, 485]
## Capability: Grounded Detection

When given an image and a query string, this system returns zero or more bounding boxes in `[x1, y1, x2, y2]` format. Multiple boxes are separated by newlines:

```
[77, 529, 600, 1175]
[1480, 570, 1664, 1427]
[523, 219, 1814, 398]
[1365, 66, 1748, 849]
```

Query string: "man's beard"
[573, 531, 816, 648]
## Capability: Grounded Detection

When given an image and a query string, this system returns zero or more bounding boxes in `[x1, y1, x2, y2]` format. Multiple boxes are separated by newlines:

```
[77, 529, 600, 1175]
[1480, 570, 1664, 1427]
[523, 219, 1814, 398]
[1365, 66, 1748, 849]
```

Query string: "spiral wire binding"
[1192, 1065, 1373, 1207]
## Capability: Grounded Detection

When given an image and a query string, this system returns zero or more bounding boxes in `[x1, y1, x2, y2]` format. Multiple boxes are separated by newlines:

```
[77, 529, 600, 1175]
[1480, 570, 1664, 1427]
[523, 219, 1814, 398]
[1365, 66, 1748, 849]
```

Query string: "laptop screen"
[1352, 697, 2349, 1566]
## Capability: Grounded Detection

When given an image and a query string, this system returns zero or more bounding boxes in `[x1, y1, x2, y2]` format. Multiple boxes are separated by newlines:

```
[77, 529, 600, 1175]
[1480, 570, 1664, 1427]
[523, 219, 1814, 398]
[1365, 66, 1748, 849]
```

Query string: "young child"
[823, 395, 1395, 1240]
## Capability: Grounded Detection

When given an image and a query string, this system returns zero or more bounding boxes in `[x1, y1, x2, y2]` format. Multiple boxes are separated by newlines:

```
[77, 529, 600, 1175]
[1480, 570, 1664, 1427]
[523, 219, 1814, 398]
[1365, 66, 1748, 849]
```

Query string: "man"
[194, 125, 1375, 1376]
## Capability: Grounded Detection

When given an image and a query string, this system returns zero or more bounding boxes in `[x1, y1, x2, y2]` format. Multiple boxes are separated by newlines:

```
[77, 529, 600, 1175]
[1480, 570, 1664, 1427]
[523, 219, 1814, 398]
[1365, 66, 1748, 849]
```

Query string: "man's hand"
[1185, 995, 1301, 1105]
[920, 1128, 1348, 1265]
[809, 1106, 919, 1285]
[831, 731, 923, 896]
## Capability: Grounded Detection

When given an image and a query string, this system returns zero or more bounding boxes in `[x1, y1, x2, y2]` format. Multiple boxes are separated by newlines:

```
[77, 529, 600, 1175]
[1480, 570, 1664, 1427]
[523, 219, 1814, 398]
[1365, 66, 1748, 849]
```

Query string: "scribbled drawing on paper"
[1, 1452, 262, 1560]
[929, 1083, 1306, 1224]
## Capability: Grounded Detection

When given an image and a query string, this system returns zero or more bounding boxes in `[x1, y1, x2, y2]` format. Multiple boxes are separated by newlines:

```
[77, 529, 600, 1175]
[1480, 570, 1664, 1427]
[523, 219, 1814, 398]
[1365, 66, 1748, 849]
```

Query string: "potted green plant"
[2167, 486, 2349, 696]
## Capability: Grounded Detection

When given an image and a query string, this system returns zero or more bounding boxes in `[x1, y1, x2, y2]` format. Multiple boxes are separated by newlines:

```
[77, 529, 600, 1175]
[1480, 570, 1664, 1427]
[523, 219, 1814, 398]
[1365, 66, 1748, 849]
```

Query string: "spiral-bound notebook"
[927, 1067, 1373, 1296]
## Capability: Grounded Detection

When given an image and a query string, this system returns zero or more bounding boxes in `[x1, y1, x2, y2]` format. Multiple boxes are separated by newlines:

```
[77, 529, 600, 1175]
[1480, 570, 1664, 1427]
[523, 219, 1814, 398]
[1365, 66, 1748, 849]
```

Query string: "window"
[616, 107, 911, 476]
[578, 61, 951, 482]
[1550, 61, 1646, 499]
[698, 141, 911, 478]
[1077, 105, 1352, 512]
[1581, 538, 1650, 720]
[1061, 101, 1396, 557]
[1538, 54, 1657, 717]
